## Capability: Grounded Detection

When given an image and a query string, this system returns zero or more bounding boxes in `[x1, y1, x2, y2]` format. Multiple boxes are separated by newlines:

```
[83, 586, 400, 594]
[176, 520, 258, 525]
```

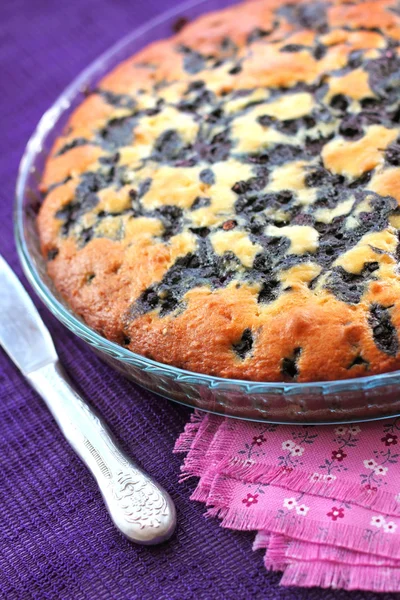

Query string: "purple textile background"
[0, 1, 398, 598]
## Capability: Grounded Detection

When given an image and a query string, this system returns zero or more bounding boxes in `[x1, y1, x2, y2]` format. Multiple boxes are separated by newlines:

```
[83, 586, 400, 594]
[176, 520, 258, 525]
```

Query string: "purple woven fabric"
[0, 1, 398, 598]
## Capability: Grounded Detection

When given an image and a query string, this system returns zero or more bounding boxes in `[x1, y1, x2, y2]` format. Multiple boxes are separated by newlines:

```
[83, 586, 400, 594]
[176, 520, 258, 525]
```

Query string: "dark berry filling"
[56, 137, 88, 156]
[232, 329, 254, 359]
[369, 304, 399, 356]
[281, 347, 302, 380]
[199, 169, 216, 185]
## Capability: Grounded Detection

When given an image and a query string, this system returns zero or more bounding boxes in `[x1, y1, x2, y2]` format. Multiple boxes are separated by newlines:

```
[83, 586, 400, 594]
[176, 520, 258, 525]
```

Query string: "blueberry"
[47, 248, 59, 261]
[57, 137, 88, 156]
[313, 44, 327, 60]
[257, 115, 276, 128]
[232, 329, 254, 359]
[232, 180, 249, 194]
[138, 178, 152, 198]
[258, 279, 280, 303]
[386, 142, 400, 166]
[228, 64, 242, 75]
[199, 168, 215, 185]
[179, 46, 206, 74]
[191, 196, 211, 210]
[280, 44, 304, 53]
[247, 27, 274, 44]
[98, 116, 136, 149]
[348, 355, 369, 369]
[153, 130, 184, 162]
[369, 304, 399, 356]
[339, 115, 364, 140]
[281, 347, 302, 379]
[189, 226, 210, 237]
[330, 94, 349, 112]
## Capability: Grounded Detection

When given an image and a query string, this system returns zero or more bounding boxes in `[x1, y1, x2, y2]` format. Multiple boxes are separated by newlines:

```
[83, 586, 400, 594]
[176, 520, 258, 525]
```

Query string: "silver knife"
[0, 256, 176, 544]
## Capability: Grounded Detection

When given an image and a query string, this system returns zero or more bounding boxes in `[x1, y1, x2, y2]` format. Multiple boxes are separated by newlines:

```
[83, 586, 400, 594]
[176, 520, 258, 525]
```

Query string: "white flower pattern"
[282, 440, 295, 451]
[364, 459, 378, 470]
[233, 416, 400, 541]
[295, 504, 310, 516]
[348, 426, 361, 435]
[283, 498, 297, 510]
[370, 516, 385, 528]
[290, 445, 304, 457]
[334, 426, 347, 436]
[383, 521, 397, 533]
[374, 465, 388, 476]
[370, 516, 398, 533]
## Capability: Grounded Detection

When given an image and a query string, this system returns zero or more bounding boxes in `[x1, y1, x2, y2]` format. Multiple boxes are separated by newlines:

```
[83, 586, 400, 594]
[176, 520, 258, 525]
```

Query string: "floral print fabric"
[175, 414, 400, 592]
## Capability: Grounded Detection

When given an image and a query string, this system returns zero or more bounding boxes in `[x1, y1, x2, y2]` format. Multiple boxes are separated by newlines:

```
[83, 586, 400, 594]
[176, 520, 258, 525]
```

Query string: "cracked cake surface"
[38, 0, 400, 382]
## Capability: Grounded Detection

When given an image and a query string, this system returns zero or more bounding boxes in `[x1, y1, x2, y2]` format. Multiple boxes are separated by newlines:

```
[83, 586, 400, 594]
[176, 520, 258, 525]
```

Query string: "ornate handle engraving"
[28, 361, 176, 544]
[110, 470, 170, 529]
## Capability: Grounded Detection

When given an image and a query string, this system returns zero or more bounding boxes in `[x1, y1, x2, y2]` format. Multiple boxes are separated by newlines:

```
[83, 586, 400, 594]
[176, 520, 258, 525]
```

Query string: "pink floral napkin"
[174, 412, 400, 592]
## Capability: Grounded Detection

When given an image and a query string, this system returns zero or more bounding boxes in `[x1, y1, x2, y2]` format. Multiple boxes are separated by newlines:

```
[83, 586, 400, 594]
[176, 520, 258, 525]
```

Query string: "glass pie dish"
[15, 0, 400, 424]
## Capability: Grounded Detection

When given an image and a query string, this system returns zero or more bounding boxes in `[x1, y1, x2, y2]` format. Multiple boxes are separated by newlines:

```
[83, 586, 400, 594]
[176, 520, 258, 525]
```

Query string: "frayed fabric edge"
[173, 410, 208, 454]
[281, 560, 400, 592]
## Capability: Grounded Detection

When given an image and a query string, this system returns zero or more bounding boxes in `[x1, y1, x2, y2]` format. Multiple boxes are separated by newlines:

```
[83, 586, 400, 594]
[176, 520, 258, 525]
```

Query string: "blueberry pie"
[38, 0, 400, 382]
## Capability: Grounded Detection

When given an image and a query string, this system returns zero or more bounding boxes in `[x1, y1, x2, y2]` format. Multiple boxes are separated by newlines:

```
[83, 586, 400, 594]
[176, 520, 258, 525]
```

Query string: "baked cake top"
[38, 0, 400, 382]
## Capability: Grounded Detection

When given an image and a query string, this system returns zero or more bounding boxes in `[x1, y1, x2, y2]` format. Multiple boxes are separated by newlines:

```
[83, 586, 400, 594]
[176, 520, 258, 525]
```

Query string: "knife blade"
[0, 255, 57, 374]
[0, 256, 176, 544]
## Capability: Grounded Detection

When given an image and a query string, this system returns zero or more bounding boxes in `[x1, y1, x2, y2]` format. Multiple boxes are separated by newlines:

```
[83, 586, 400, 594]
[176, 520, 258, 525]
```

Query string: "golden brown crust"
[38, 0, 400, 382]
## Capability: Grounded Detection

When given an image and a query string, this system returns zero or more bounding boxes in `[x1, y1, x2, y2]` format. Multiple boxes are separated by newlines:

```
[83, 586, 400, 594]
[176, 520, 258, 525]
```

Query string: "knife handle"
[28, 361, 176, 545]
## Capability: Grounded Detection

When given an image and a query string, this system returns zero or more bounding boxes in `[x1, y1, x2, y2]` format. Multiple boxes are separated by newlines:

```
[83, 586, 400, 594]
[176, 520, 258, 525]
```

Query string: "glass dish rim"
[14, 0, 400, 398]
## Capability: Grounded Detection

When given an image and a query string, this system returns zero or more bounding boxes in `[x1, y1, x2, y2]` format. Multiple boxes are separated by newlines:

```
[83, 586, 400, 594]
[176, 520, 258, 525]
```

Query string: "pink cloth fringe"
[174, 412, 400, 592]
